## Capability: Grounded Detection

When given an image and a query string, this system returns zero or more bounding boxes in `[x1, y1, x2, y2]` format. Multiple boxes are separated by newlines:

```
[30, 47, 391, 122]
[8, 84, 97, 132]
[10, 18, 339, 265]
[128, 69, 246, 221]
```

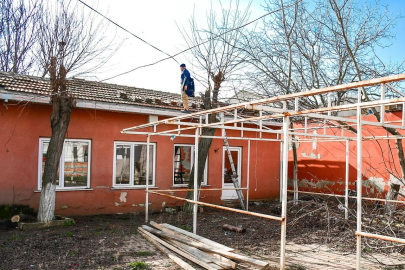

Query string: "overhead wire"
[95, 0, 304, 82]
[77, 0, 179, 64]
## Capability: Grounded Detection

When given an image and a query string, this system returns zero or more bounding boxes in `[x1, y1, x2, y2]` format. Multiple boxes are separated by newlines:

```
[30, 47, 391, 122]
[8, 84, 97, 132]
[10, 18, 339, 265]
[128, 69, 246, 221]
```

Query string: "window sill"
[111, 186, 159, 190]
[34, 188, 93, 192]
[171, 184, 211, 188]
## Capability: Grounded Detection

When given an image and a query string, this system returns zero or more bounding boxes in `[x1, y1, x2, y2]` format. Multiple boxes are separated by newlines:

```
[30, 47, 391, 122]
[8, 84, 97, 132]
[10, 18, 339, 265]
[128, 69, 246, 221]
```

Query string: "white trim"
[37, 138, 91, 190]
[112, 141, 156, 188]
[172, 144, 208, 186]
[221, 146, 242, 200]
[34, 188, 93, 192]
[110, 186, 159, 190]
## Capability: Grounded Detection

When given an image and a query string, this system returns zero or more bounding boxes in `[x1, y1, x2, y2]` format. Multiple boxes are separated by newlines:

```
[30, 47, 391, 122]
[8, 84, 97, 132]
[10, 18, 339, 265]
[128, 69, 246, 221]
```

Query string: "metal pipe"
[247, 139, 251, 211]
[145, 135, 150, 223]
[356, 103, 362, 270]
[148, 191, 284, 221]
[193, 128, 199, 234]
[280, 116, 290, 269]
[287, 190, 405, 204]
[356, 231, 405, 245]
[381, 83, 385, 124]
[345, 139, 349, 220]
[122, 73, 405, 132]
[149, 187, 248, 192]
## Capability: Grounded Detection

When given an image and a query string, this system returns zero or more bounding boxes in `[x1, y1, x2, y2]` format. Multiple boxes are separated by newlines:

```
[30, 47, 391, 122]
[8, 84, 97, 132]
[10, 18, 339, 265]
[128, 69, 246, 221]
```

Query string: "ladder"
[222, 127, 246, 210]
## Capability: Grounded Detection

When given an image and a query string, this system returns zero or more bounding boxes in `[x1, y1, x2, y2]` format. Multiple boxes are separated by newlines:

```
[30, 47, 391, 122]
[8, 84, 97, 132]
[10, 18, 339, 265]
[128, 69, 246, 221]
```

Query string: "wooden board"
[160, 223, 235, 252]
[142, 225, 269, 269]
[138, 228, 196, 270]
[139, 227, 222, 270]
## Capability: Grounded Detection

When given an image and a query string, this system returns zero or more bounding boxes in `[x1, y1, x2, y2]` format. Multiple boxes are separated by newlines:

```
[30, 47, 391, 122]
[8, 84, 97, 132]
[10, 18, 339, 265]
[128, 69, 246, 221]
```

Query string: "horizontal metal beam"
[122, 73, 405, 132]
[356, 231, 405, 244]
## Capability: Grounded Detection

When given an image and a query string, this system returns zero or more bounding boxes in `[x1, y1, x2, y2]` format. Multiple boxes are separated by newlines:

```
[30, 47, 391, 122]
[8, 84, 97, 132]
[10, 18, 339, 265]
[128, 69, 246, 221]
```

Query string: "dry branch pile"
[138, 221, 269, 270]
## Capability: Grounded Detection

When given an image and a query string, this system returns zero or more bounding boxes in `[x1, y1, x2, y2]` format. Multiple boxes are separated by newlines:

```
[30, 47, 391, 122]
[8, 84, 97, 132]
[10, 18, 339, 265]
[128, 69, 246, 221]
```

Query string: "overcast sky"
[80, 0, 405, 96]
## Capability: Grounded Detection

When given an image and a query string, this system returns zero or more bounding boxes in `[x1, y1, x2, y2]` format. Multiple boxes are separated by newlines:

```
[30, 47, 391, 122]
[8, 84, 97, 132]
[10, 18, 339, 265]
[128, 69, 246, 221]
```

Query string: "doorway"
[221, 146, 242, 200]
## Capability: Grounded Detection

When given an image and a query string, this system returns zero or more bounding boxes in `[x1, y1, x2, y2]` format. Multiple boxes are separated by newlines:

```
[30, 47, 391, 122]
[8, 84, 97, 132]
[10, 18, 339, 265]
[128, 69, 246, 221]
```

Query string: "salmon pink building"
[0, 72, 282, 216]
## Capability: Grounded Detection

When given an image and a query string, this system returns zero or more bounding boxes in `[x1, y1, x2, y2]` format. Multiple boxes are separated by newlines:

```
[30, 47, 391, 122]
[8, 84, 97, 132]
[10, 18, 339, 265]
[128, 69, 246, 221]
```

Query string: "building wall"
[0, 102, 281, 216]
[289, 112, 405, 198]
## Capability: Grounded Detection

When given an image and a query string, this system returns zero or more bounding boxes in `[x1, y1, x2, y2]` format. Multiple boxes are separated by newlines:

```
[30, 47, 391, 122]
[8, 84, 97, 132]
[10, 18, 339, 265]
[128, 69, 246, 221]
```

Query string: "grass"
[129, 261, 150, 270]
[179, 225, 191, 232]
[64, 220, 73, 226]
[135, 251, 154, 256]
[66, 231, 73, 237]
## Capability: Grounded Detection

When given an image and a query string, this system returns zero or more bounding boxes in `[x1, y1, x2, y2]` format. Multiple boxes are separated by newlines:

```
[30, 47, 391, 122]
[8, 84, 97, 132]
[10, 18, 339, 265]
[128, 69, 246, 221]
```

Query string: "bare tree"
[327, 0, 404, 214]
[0, 0, 42, 73]
[178, 0, 251, 212]
[37, 0, 117, 222]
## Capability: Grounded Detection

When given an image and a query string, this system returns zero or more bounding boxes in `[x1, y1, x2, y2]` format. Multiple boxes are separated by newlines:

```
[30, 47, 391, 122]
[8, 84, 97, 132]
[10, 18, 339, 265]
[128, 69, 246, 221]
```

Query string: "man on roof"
[180, 63, 191, 113]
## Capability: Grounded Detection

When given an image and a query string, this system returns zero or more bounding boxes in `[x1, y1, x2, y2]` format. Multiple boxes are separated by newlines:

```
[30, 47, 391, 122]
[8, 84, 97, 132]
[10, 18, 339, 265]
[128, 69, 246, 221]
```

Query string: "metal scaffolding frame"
[122, 74, 405, 269]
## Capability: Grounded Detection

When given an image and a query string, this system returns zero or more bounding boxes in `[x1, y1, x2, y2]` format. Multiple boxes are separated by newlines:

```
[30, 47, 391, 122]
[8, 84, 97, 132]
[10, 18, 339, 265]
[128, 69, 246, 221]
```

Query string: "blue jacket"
[181, 69, 191, 90]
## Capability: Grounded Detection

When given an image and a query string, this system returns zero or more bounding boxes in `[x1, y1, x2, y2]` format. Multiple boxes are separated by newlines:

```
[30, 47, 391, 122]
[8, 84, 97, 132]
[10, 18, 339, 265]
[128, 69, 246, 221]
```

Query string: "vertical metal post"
[205, 114, 209, 125]
[402, 102, 405, 127]
[199, 116, 202, 135]
[380, 83, 385, 123]
[280, 116, 289, 269]
[145, 135, 151, 223]
[220, 112, 225, 137]
[177, 125, 180, 135]
[328, 92, 332, 116]
[247, 140, 251, 211]
[345, 139, 349, 220]
[356, 98, 363, 270]
[193, 128, 199, 234]
[234, 109, 238, 127]
[259, 111, 263, 139]
[241, 122, 244, 137]
[279, 141, 283, 202]
[295, 97, 299, 111]
[304, 116, 308, 134]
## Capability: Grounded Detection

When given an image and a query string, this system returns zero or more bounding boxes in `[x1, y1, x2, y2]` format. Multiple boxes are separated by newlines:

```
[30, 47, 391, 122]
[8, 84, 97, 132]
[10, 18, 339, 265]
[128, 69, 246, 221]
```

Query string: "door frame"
[221, 146, 242, 200]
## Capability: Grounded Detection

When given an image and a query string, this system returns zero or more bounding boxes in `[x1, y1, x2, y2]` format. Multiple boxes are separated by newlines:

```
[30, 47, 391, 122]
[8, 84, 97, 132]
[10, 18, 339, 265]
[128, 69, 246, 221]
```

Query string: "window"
[113, 142, 156, 187]
[38, 139, 91, 190]
[173, 145, 207, 186]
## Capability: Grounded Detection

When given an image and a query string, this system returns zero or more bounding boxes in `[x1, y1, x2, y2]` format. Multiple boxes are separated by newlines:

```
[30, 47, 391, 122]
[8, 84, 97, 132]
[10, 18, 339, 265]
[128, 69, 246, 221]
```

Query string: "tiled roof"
[0, 72, 204, 111]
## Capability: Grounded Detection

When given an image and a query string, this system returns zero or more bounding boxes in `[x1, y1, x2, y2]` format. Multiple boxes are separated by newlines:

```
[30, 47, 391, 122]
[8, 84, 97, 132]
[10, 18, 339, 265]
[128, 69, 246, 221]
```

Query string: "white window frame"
[113, 141, 156, 188]
[173, 144, 208, 186]
[38, 138, 91, 190]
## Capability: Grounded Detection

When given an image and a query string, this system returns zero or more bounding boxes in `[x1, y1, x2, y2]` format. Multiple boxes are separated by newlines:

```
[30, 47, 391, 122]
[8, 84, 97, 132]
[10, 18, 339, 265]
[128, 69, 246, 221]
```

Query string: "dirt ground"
[1, 197, 404, 270]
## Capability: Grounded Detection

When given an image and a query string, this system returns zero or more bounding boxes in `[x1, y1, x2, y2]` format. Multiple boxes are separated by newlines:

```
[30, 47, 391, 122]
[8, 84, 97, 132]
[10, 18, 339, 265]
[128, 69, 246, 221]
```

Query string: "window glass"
[224, 150, 239, 184]
[134, 145, 154, 186]
[173, 146, 192, 185]
[115, 145, 131, 185]
[41, 141, 60, 186]
[64, 141, 89, 187]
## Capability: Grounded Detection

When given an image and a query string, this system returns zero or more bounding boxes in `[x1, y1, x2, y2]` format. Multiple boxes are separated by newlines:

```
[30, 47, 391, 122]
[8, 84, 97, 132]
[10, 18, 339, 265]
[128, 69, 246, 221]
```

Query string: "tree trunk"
[385, 182, 400, 216]
[183, 127, 217, 213]
[37, 59, 73, 222]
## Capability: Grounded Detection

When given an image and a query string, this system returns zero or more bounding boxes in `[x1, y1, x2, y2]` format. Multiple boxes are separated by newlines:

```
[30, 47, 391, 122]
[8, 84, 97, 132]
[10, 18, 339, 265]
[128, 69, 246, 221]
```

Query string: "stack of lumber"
[138, 221, 269, 270]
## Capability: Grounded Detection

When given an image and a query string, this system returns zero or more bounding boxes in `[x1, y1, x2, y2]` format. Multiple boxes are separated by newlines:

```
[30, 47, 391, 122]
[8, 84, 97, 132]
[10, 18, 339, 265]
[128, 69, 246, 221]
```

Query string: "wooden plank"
[139, 227, 221, 270]
[151, 222, 234, 252]
[207, 252, 238, 269]
[167, 239, 232, 269]
[156, 222, 234, 252]
[138, 228, 196, 270]
[142, 225, 269, 269]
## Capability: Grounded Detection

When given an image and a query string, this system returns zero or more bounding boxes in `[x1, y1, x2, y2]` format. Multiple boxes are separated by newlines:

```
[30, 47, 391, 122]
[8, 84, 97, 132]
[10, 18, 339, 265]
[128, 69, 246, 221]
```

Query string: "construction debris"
[138, 221, 269, 270]
[222, 224, 246, 233]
